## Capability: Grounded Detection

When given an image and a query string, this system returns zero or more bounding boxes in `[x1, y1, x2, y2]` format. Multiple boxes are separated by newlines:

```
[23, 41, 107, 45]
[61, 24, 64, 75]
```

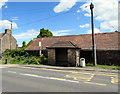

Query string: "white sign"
[39, 42, 41, 47]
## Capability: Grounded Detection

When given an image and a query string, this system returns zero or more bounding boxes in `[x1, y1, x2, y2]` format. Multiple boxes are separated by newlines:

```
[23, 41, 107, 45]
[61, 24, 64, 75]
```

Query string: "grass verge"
[95, 65, 120, 70]
[86, 63, 120, 70]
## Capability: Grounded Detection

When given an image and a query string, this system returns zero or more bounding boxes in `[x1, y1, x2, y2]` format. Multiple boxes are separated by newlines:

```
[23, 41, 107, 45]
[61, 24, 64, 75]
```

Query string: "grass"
[95, 65, 120, 70]
[86, 63, 120, 70]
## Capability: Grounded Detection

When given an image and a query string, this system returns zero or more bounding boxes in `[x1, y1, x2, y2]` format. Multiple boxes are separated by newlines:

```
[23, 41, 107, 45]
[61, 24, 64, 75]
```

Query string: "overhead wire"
[4, 3, 83, 29]
[17, 4, 81, 28]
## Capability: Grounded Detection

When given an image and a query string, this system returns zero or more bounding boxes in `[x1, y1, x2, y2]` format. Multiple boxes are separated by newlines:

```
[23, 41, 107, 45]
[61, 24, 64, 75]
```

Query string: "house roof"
[47, 41, 79, 48]
[0, 33, 5, 38]
[25, 32, 119, 50]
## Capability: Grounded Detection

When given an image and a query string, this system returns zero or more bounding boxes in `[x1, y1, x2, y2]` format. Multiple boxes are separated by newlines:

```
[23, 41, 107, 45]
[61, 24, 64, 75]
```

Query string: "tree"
[22, 41, 27, 48]
[26, 40, 33, 47]
[37, 28, 53, 38]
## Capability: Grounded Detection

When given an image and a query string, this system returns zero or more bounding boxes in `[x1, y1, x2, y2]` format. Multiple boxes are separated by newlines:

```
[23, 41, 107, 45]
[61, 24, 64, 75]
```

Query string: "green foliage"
[39, 54, 48, 64]
[22, 41, 27, 48]
[26, 40, 33, 47]
[2, 50, 47, 65]
[2, 56, 39, 65]
[3, 49, 29, 57]
[20, 40, 33, 50]
[96, 65, 120, 70]
[85, 63, 120, 70]
[37, 28, 53, 38]
[22, 56, 41, 65]
[86, 63, 94, 66]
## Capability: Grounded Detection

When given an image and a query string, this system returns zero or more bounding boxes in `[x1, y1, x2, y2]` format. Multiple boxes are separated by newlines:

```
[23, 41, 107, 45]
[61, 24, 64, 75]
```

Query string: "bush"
[23, 56, 41, 65]
[39, 54, 47, 64]
[2, 49, 48, 65]
[4, 49, 29, 57]
[2, 56, 39, 65]
[86, 63, 94, 66]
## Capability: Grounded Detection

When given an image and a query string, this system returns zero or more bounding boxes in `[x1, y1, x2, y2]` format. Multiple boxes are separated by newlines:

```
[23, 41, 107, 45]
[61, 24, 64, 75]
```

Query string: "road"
[1, 65, 119, 92]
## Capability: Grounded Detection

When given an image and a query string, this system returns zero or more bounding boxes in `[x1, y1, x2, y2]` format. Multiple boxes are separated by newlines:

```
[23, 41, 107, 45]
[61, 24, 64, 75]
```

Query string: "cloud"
[84, 13, 90, 17]
[13, 29, 39, 39]
[11, 17, 19, 21]
[0, 20, 18, 29]
[80, 2, 90, 15]
[76, 10, 80, 13]
[79, 24, 90, 28]
[53, 0, 118, 31]
[80, 0, 118, 31]
[0, 0, 8, 8]
[54, 0, 78, 13]
[14, 29, 71, 40]
[5, 5, 8, 8]
[87, 28, 101, 34]
[53, 30, 71, 36]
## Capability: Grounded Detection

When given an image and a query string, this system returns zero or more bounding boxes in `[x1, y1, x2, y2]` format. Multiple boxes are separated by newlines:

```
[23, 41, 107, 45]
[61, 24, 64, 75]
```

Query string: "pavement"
[8, 64, 118, 73]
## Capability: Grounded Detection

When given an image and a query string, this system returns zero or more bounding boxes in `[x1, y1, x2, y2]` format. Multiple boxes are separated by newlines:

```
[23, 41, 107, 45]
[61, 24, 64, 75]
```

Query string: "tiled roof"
[0, 33, 5, 38]
[47, 41, 79, 48]
[25, 32, 119, 50]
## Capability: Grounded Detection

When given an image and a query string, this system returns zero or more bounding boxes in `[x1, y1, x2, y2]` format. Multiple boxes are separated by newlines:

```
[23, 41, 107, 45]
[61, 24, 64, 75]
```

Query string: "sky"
[0, 0, 119, 47]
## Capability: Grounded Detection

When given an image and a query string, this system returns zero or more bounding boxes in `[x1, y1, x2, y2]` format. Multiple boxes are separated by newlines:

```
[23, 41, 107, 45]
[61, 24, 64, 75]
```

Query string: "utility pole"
[90, 3, 97, 66]
[11, 21, 12, 31]
[10, 21, 12, 50]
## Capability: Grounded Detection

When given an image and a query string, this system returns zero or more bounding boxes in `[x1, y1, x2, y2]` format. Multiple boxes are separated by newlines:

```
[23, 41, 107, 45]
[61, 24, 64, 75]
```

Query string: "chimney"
[5, 29, 12, 34]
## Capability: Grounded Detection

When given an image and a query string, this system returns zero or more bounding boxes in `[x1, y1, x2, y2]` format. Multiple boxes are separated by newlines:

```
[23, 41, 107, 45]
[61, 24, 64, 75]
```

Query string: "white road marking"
[19, 73, 107, 86]
[7, 70, 108, 86]
[19, 73, 80, 83]
[8, 71, 17, 74]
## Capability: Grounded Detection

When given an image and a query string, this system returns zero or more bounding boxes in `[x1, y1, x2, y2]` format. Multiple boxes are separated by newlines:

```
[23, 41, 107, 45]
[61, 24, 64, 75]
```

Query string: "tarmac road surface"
[1, 65, 119, 92]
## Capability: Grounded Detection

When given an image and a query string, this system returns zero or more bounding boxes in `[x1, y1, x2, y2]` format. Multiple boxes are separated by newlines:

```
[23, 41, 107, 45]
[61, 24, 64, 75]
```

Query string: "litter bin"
[80, 58, 86, 67]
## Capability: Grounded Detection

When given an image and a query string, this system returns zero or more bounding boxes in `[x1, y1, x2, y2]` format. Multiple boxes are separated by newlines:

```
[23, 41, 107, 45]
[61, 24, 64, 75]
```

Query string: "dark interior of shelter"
[55, 48, 68, 67]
